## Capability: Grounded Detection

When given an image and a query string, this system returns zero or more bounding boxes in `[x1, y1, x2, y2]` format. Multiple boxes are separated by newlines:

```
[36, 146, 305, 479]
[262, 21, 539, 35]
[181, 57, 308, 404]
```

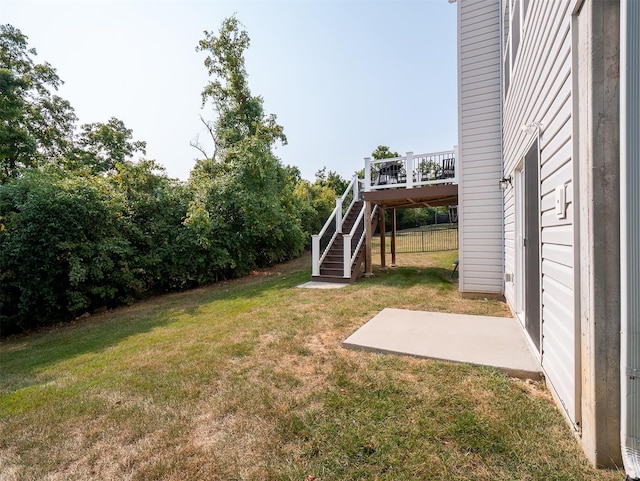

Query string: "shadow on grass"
[356, 265, 457, 289]
[0, 310, 178, 395]
[0, 254, 451, 396]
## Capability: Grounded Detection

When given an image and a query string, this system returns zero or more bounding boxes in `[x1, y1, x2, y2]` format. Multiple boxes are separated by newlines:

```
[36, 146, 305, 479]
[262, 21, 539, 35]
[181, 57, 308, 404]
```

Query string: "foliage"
[1, 172, 126, 332]
[0, 167, 187, 334]
[188, 138, 305, 275]
[291, 167, 352, 241]
[371, 145, 399, 160]
[189, 15, 305, 273]
[70, 117, 147, 173]
[294, 179, 338, 239]
[193, 15, 286, 161]
[0, 19, 334, 335]
[0, 24, 77, 181]
[314, 166, 349, 194]
[378, 206, 454, 232]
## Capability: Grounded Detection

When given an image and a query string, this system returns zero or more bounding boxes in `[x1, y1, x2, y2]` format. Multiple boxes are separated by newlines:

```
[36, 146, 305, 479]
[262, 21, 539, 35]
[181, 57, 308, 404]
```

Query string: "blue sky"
[4, 1, 457, 182]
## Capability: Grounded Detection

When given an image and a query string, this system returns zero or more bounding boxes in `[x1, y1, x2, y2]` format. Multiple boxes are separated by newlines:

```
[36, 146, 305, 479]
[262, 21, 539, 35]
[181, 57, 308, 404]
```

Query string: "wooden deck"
[363, 184, 458, 210]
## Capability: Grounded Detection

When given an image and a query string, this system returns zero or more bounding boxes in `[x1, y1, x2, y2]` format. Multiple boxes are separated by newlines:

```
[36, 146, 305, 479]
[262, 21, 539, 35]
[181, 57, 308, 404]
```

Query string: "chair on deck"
[376, 161, 402, 185]
[441, 158, 455, 179]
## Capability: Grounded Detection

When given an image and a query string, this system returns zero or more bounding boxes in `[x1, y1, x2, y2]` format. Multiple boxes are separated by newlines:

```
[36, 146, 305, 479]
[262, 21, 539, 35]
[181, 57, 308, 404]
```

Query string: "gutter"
[621, 1, 640, 479]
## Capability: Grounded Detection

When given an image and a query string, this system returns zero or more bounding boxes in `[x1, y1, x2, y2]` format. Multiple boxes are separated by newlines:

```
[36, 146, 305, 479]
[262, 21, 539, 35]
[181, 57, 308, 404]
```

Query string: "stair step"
[321, 268, 343, 274]
[311, 275, 351, 284]
[311, 201, 365, 285]
[322, 264, 343, 270]
[322, 258, 343, 264]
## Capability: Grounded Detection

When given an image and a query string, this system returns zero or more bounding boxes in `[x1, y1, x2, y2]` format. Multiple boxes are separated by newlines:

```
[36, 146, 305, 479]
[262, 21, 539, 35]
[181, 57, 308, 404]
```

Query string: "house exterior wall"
[575, 0, 621, 467]
[457, 0, 623, 467]
[621, 0, 640, 473]
[501, 0, 580, 427]
[457, 0, 504, 296]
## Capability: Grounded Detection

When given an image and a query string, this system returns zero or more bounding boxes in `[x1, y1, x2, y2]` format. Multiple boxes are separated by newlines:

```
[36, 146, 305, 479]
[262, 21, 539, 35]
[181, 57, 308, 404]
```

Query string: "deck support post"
[364, 201, 373, 277]
[380, 207, 386, 268]
[311, 234, 320, 276]
[391, 208, 397, 267]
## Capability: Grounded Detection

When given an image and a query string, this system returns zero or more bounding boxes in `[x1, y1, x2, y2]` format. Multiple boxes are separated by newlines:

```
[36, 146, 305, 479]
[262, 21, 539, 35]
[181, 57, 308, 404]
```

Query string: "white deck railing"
[312, 146, 457, 279]
[364, 147, 458, 191]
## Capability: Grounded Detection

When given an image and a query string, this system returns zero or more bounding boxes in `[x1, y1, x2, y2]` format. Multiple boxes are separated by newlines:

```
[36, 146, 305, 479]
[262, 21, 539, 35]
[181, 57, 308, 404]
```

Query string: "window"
[512, 0, 521, 65]
[503, 0, 511, 97]
[504, 49, 510, 96]
[503, 0, 527, 100]
[503, 1, 510, 52]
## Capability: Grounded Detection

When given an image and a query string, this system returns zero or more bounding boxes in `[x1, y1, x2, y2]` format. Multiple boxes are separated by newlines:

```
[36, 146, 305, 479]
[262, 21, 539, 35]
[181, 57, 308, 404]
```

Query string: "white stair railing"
[311, 175, 360, 277]
[342, 202, 378, 279]
[342, 205, 365, 278]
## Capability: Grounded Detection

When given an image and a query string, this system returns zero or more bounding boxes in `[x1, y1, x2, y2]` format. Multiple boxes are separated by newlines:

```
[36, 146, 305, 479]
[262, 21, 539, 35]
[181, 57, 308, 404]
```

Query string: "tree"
[293, 179, 338, 240]
[71, 117, 147, 173]
[0, 68, 34, 178]
[193, 15, 286, 162]
[0, 24, 77, 181]
[189, 16, 304, 272]
[314, 167, 349, 195]
[371, 145, 399, 160]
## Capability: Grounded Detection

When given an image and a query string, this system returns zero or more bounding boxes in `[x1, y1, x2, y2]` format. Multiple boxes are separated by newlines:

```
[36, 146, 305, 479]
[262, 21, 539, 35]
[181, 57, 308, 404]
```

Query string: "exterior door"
[524, 139, 541, 351]
[515, 167, 525, 317]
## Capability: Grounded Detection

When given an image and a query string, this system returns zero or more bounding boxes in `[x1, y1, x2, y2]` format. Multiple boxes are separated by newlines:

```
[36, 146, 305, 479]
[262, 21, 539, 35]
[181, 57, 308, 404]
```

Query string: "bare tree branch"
[200, 116, 216, 143]
[190, 116, 220, 160]
[189, 134, 210, 159]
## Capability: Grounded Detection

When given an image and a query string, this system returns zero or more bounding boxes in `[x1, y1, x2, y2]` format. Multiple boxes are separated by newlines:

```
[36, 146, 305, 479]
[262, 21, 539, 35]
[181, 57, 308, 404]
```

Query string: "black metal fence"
[372, 226, 458, 254]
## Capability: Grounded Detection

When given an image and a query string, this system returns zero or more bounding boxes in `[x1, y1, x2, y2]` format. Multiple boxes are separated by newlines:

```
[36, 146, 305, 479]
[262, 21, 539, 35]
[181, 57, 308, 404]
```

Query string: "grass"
[0, 251, 624, 480]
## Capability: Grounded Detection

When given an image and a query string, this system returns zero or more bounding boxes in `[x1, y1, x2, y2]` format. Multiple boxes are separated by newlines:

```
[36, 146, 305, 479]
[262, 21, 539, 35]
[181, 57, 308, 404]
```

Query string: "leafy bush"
[0, 20, 317, 336]
[0, 172, 130, 332]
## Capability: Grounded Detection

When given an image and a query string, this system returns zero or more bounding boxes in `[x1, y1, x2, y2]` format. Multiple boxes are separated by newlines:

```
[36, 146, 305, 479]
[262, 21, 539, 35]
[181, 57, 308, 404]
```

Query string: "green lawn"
[0, 252, 624, 480]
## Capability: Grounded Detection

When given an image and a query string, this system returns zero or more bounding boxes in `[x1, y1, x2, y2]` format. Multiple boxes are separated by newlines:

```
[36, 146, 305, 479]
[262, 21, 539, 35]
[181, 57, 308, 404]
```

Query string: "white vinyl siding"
[501, 0, 578, 424]
[622, 0, 640, 471]
[457, 0, 503, 295]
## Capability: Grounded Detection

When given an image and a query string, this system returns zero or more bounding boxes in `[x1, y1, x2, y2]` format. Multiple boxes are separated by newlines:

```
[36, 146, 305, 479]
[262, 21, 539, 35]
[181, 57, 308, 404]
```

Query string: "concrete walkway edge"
[343, 308, 542, 380]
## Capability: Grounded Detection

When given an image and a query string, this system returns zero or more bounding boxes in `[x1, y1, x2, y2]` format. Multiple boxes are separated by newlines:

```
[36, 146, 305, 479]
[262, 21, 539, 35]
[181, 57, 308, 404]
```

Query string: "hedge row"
[0, 157, 309, 336]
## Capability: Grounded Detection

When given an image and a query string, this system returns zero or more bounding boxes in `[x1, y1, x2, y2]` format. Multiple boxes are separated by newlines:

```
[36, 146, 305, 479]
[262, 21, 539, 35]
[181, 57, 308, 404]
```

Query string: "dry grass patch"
[0, 251, 623, 480]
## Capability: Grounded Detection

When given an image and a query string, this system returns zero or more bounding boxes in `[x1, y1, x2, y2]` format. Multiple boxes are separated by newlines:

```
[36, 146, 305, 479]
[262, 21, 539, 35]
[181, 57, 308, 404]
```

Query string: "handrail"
[342, 203, 367, 277]
[315, 175, 358, 241]
[340, 175, 358, 204]
[347, 202, 366, 238]
[312, 173, 384, 279]
[340, 175, 359, 226]
[311, 174, 360, 277]
[315, 204, 338, 244]
[341, 202, 378, 278]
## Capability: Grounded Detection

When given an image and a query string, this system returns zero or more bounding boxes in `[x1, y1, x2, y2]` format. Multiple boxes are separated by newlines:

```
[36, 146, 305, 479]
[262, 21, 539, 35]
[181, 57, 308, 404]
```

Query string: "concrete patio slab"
[297, 281, 348, 289]
[343, 308, 541, 379]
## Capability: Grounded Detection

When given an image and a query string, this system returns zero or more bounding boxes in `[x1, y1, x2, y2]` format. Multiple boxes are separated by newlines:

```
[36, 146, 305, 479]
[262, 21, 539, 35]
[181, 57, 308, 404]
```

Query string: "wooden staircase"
[312, 200, 371, 283]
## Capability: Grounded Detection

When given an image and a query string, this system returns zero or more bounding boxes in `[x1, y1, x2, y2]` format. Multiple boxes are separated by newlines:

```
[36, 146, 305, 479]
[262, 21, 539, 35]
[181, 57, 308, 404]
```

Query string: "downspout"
[621, 0, 640, 478]
[453, 0, 465, 294]
[499, 0, 506, 298]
